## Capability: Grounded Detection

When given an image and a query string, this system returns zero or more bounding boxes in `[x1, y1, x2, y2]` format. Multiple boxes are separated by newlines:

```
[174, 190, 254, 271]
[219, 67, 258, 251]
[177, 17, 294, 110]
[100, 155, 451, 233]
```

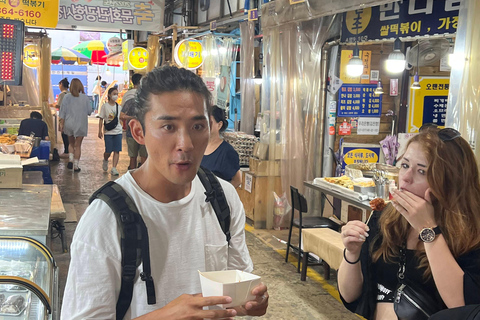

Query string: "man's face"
[140, 91, 210, 187]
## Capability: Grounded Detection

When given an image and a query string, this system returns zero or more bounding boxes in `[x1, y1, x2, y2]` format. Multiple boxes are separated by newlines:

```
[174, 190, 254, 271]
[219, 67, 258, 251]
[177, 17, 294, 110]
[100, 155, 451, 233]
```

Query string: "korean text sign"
[0, 0, 59, 28]
[341, 0, 459, 43]
[338, 84, 382, 117]
[58, 0, 163, 32]
[408, 77, 449, 133]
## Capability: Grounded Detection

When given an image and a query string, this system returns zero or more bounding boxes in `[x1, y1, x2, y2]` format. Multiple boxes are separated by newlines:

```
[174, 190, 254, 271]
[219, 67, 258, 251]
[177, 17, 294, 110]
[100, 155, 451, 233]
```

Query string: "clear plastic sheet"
[446, 0, 480, 156]
[261, 0, 397, 29]
[261, 14, 340, 207]
[201, 34, 239, 106]
[240, 21, 255, 134]
[38, 36, 56, 150]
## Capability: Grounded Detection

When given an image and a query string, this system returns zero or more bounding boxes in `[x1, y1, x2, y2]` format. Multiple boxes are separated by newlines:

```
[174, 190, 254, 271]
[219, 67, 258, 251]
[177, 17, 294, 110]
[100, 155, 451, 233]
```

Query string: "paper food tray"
[313, 178, 360, 198]
[199, 270, 261, 308]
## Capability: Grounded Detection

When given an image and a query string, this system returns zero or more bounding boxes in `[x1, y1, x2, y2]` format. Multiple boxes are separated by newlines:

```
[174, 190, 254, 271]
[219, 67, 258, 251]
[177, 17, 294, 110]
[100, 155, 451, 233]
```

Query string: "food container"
[199, 270, 261, 308]
[353, 178, 375, 194]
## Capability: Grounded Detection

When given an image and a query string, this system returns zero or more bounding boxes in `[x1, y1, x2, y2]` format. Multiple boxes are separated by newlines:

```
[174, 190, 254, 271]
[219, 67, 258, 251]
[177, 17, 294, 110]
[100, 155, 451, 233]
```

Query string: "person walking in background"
[98, 87, 123, 176]
[121, 73, 147, 170]
[201, 105, 242, 188]
[55, 78, 70, 155]
[92, 75, 101, 113]
[338, 127, 480, 319]
[59, 78, 91, 172]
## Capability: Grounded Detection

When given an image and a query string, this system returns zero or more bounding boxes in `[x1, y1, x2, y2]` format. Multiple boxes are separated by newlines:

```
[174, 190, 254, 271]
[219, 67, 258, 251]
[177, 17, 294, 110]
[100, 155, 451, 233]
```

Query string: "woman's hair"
[101, 81, 107, 86]
[372, 127, 480, 278]
[69, 78, 84, 97]
[133, 65, 212, 130]
[59, 78, 69, 89]
[108, 87, 117, 100]
[211, 105, 228, 132]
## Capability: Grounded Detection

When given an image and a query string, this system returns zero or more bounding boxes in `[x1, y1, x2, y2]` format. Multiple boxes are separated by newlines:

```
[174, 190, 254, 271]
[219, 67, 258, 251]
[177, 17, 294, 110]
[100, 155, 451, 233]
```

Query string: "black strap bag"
[89, 167, 231, 320]
[104, 103, 119, 131]
[394, 244, 445, 320]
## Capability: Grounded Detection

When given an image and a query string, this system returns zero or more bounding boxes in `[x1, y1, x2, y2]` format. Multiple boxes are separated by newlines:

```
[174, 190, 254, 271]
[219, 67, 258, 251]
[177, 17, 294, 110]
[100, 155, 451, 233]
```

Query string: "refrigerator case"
[0, 237, 58, 320]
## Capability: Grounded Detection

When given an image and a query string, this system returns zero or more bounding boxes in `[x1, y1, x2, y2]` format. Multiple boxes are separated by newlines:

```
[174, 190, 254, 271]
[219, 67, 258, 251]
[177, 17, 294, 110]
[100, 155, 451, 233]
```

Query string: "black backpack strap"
[89, 181, 156, 320]
[197, 167, 231, 243]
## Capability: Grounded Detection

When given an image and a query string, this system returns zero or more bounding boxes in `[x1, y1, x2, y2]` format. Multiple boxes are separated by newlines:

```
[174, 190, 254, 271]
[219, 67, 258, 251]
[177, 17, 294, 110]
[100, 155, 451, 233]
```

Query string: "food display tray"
[312, 178, 361, 198]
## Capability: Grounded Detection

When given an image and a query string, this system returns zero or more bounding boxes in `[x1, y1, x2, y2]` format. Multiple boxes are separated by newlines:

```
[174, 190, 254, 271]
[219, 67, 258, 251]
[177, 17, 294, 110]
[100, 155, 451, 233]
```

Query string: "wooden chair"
[286, 186, 341, 273]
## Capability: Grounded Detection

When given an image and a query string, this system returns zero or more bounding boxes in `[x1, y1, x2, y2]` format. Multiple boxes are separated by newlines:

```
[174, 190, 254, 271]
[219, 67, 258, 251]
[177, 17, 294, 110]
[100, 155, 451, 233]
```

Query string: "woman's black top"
[339, 209, 480, 319]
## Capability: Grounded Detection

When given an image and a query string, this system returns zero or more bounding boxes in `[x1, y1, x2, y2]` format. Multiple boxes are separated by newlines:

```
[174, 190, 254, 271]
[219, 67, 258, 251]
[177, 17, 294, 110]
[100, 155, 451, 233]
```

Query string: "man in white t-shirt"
[61, 66, 269, 320]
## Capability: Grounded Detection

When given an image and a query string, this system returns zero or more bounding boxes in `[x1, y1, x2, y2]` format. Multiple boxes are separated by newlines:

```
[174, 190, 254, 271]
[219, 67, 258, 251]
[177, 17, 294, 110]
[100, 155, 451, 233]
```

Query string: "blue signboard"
[341, 0, 460, 43]
[338, 84, 382, 117]
[422, 96, 447, 126]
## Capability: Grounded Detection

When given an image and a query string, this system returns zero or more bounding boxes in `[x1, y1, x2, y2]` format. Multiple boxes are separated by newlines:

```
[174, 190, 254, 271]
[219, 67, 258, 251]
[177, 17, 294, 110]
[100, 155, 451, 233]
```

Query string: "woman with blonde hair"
[59, 78, 91, 172]
[338, 126, 480, 320]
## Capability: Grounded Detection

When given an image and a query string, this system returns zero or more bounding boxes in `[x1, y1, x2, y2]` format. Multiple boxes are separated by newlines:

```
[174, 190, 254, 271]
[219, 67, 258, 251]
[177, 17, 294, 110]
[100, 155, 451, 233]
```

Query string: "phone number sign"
[0, 0, 59, 28]
[338, 84, 382, 117]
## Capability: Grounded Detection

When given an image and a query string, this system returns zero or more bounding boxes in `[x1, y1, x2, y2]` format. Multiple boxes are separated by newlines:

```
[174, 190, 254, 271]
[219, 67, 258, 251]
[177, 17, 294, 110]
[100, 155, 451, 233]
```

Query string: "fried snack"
[0, 294, 25, 314]
[370, 198, 386, 211]
[324, 175, 354, 189]
[0, 134, 17, 145]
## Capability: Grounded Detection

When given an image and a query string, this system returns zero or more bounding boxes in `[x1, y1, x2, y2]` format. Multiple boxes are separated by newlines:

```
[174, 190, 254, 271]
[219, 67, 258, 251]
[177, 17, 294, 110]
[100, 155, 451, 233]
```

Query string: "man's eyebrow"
[154, 115, 208, 121]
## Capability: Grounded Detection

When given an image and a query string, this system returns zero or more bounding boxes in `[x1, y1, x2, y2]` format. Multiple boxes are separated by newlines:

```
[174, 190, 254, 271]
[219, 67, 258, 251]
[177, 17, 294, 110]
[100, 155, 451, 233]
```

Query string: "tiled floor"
[48, 117, 358, 319]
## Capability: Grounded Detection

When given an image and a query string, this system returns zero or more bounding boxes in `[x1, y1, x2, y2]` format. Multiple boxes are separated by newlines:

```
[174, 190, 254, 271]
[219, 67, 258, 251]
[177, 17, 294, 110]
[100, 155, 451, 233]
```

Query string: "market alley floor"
[49, 117, 358, 320]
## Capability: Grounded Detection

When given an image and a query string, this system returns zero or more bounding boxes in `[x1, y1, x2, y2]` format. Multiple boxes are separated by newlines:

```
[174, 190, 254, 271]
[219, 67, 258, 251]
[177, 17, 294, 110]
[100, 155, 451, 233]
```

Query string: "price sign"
[0, 0, 59, 28]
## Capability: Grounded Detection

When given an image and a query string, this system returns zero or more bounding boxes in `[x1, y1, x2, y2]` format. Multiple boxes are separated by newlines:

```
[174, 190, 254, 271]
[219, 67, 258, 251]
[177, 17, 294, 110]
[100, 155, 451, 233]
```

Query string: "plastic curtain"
[446, 0, 480, 159]
[201, 35, 239, 104]
[38, 36, 56, 150]
[262, 12, 340, 226]
[240, 21, 255, 134]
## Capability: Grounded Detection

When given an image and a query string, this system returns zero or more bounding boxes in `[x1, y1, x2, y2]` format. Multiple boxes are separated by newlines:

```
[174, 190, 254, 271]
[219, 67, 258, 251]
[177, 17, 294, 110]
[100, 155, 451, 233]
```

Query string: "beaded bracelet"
[343, 248, 361, 264]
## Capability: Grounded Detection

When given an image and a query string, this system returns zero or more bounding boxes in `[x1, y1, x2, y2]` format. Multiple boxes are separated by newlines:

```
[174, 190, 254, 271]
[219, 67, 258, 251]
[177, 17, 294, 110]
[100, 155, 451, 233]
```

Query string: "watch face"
[420, 228, 436, 242]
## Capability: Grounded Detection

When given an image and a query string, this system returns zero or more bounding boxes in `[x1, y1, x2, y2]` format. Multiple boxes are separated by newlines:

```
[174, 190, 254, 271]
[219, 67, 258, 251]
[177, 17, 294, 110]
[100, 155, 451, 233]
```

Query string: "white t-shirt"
[61, 172, 253, 320]
[99, 102, 123, 135]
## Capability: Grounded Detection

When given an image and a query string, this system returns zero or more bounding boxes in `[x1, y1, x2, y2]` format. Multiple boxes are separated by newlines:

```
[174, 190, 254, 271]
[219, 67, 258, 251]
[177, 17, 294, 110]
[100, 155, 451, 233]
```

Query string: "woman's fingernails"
[366, 226, 370, 231]
[364, 232, 369, 237]
[359, 235, 366, 240]
[229, 309, 238, 316]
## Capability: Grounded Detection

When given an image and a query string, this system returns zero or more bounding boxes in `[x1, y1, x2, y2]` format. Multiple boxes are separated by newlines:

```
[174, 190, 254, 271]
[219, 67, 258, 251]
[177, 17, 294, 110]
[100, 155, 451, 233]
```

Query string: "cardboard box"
[0, 154, 23, 188]
[249, 157, 281, 176]
[253, 142, 269, 160]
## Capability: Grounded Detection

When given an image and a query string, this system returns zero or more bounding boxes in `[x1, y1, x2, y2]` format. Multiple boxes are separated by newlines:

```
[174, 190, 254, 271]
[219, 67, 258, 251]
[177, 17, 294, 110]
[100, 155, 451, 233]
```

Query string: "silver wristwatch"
[419, 226, 442, 243]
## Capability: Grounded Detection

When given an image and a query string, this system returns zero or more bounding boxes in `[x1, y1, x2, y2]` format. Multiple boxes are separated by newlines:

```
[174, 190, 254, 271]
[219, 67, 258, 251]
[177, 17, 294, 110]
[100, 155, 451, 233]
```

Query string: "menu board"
[338, 84, 382, 117]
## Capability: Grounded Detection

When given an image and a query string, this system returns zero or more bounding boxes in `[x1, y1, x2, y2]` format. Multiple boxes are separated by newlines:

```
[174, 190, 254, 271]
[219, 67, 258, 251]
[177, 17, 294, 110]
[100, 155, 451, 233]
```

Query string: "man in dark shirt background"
[18, 111, 49, 140]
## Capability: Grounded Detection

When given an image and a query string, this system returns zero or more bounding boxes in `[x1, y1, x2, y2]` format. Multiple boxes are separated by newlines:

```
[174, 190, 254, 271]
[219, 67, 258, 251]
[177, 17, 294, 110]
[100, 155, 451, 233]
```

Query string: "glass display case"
[0, 236, 58, 319]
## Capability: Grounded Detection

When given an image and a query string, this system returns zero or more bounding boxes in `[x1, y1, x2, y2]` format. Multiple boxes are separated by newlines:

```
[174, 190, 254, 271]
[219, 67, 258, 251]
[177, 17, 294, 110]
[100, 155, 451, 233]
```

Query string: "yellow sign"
[0, 0, 59, 28]
[122, 40, 133, 71]
[345, 7, 372, 35]
[340, 50, 372, 84]
[290, 0, 305, 4]
[174, 40, 203, 70]
[408, 77, 450, 133]
[23, 44, 39, 68]
[344, 148, 379, 165]
[128, 47, 148, 70]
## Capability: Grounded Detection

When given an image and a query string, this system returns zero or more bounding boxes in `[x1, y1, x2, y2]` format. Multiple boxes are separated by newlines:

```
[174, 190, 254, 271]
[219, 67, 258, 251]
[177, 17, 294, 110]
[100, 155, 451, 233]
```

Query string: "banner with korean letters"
[57, 0, 164, 32]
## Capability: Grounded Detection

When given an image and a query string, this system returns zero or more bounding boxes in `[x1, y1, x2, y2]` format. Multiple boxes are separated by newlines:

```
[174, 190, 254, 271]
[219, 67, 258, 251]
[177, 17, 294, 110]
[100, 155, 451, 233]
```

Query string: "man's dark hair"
[101, 81, 107, 86]
[30, 111, 42, 120]
[59, 78, 69, 89]
[133, 66, 212, 130]
[131, 73, 142, 86]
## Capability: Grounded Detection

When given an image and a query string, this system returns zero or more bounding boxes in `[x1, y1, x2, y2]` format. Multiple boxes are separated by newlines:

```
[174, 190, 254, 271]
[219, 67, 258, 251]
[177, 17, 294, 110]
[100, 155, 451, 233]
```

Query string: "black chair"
[286, 186, 341, 273]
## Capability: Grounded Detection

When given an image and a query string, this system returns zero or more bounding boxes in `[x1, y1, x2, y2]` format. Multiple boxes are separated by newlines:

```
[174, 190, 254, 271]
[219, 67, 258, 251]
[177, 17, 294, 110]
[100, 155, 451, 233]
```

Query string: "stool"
[301, 228, 344, 281]
[50, 185, 67, 253]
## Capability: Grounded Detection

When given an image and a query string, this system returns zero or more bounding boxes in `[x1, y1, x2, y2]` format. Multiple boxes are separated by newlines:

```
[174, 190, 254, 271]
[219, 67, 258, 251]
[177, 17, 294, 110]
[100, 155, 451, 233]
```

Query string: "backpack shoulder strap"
[197, 167, 231, 243]
[90, 181, 156, 320]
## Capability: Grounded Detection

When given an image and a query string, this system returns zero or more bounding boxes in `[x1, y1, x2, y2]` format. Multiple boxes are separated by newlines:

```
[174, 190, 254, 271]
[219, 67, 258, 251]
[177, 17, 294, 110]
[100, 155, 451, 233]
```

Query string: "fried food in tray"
[324, 175, 354, 190]
[0, 134, 17, 145]
[0, 294, 26, 315]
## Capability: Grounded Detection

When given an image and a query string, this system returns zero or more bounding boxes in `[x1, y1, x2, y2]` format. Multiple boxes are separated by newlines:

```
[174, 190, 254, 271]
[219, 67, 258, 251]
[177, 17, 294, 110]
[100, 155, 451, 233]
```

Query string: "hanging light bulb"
[386, 38, 406, 73]
[347, 46, 364, 77]
[411, 73, 421, 89]
[374, 79, 384, 95]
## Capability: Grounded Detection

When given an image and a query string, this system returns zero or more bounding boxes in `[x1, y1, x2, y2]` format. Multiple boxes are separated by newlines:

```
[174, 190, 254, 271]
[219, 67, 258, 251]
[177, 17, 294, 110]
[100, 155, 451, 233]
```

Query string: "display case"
[0, 236, 58, 319]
